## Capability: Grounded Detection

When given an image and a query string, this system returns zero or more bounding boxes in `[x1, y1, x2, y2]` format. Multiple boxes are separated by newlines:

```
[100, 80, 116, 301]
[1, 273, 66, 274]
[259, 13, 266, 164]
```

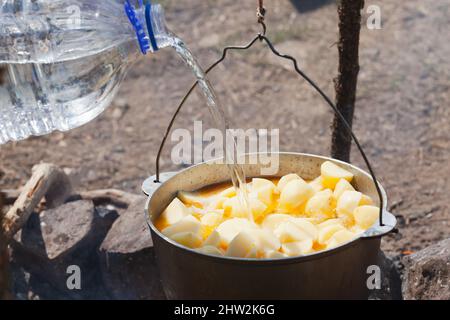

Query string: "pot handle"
[361, 210, 397, 239]
[142, 171, 177, 196]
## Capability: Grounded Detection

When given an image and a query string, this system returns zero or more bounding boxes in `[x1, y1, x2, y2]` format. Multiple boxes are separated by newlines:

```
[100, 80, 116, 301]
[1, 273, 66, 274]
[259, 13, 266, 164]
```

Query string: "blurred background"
[0, 0, 449, 256]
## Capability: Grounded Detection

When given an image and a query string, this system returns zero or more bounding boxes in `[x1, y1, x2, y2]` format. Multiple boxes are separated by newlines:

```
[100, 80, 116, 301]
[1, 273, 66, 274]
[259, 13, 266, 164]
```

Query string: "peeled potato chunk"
[252, 178, 276, 191]
[353, 205, 380, 229]
[223, 196, 267, 219]
[201, 211, 224, 227]
[359, 194, 374, 206]
[262, 214, 294, 232]
[216, 218, 258, 246]
[282, 239, 314, 256]
[203, 230, 222, 248]
[318, 224, 345, 245]
[321, 161, 354, 189]
[279, 179, 314, 212]
[317, 218, 343, 230]
[251, 184, 275, 208]
[327, 229, 356, 249]
[178, 191, 206, 208]
[218, 186, 237, 198]
[162, 215, 201, 238]
[265, 250, 287, 259]
[336, 190, 362, 218]
[291, 218, 319, 241]
[160, 198, 190, 225]
[249, 198, 268, 220]
[207, 196, 227, 210]
[277, 174, 302, 193]
[305, 189, 335, 222]
[309, 176, 325, 193]
[333, 179, 355, 200]
[226, 232, 257, 258]
[196, 246, 223, 256]
[171, 232, 203, 249]
[274, 221, 313, 243]
[247, 229, 281, 252]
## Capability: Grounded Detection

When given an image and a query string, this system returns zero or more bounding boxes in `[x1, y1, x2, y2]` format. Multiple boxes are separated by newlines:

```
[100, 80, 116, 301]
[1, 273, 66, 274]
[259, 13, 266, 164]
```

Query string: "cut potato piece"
[265, 250, 287, 259]
[218, 186, 237, 198]
[162, 215, 201, 238]
[282, 239, 314, 256]
[277, 174, 302, 193]
[223, 196, 267, 219]
[305, 189, 335, 222]
[279, 179, 314, 212]
[247, 229, 281, 251]
[274, 221, 313, 243]
[291, 218, 319, 241]
[250, 198, 268, 220]
[216, 218, 258, 246]
[336, 191, 362, 217]
[252, 178, 276, 191]
[321, 161, 354, 189]
[317, 218, 343, 230]
[318, 224, 345, 244]
[160, 198, 190, 225]
[171, 232, 203, 249]
[207, 196, 227, 210]
[333, 179, 355, 200]
[245, 247, 259, 259]
[203, 230, 221, 248]
[226, 232, 257, 258]
[252, 184, 275, 207]
[196, 246, 223, 256]
[353, 205, 380, 229]
[359, 194, 374, 206]
[201, 211, 224, 227]
[309, 176, 325, 193]
[178, 191, 206, 208]
[327, 229, 356, 249]
[262, 214, 294, 232]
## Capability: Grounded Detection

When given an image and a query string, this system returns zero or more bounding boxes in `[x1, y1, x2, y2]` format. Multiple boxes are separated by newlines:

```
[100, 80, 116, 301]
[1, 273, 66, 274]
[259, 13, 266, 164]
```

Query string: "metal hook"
[257, 0, 267, 36]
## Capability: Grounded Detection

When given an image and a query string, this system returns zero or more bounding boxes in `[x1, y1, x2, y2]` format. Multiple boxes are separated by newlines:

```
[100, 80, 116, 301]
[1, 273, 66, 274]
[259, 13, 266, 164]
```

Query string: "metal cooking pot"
[143, 153, 396, 300]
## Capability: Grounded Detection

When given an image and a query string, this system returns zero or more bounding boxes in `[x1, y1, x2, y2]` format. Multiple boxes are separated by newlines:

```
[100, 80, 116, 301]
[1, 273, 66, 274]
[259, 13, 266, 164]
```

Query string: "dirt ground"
[0, 0, 449, 257]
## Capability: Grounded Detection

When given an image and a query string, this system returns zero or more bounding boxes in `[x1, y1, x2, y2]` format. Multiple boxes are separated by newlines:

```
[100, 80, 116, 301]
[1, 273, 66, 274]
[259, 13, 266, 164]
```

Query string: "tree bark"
[0, 192, 10, 300]
[331, 0, 365, 162]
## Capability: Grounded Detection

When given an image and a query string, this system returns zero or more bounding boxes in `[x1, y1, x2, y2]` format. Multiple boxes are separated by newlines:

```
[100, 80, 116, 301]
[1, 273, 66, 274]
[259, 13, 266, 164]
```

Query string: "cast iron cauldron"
[143, 153, 396, 299]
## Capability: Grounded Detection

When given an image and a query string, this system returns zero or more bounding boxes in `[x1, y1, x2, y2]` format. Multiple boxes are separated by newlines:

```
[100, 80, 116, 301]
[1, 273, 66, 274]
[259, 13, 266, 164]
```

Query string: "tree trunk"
[0, 192, 10, 300]
[331, 0, 365, 162]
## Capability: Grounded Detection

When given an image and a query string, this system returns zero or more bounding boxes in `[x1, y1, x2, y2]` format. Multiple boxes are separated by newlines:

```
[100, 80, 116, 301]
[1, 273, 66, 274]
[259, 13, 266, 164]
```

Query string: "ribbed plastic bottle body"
[0, 44, 139, 143]
[0, 0, 138, 64]
[0, 0, 171, 144]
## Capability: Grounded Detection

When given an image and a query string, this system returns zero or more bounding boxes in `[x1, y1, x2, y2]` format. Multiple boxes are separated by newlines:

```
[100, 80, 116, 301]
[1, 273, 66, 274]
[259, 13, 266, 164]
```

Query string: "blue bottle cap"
[125, 0, 159, 54]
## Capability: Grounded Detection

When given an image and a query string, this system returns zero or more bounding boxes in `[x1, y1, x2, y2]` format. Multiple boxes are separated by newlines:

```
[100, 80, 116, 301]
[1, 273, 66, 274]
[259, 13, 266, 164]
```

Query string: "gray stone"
[101, 196, 152, 254]
[402, 238, 450, 300]
[11, 200, 117, 299]
[99, 196, 165, 300]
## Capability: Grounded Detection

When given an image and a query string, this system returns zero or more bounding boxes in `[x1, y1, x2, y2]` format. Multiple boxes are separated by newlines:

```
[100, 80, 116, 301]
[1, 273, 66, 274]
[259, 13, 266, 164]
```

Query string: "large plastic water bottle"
[0, 0, 172, 144]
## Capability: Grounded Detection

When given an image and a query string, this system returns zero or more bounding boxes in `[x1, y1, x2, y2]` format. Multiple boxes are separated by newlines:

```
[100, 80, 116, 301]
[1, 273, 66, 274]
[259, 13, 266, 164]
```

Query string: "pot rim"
[146, 152, 390, 265]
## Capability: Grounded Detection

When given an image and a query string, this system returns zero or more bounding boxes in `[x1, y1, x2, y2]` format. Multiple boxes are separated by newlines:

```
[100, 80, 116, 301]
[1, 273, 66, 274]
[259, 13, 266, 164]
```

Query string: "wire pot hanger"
[155, 0, 385, 227]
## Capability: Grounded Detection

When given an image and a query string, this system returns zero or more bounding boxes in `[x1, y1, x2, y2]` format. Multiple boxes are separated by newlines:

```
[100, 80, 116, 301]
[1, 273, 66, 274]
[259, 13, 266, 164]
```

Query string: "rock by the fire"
[402, 238, 450, 300]
[99, 196, 165, 300]
[11, 200, 116, 299]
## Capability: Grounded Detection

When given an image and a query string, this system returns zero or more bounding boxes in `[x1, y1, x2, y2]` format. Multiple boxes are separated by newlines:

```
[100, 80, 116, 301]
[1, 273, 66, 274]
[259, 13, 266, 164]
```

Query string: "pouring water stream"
[169, 36, 252, 221]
